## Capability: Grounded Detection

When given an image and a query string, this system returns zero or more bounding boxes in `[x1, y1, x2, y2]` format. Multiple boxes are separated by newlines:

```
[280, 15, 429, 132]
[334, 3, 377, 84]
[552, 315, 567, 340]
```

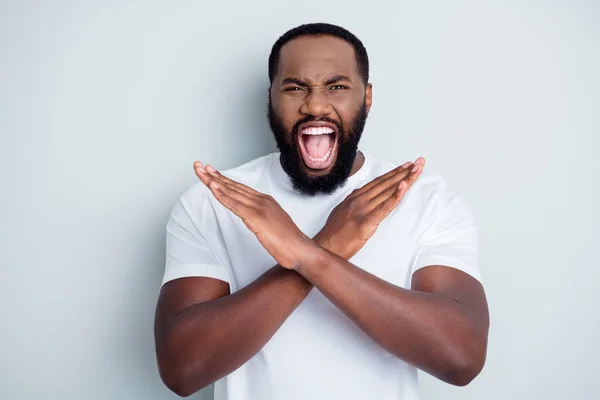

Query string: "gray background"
[1, 1, 598, 399]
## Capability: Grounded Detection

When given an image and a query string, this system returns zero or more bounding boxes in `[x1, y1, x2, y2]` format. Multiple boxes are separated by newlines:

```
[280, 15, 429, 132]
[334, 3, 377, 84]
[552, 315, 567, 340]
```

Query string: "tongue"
[304, 134, 332, 158]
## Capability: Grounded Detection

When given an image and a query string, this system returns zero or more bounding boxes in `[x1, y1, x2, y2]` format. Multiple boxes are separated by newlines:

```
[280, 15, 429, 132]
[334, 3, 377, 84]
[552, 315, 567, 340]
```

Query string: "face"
[268, 35, 372, 196]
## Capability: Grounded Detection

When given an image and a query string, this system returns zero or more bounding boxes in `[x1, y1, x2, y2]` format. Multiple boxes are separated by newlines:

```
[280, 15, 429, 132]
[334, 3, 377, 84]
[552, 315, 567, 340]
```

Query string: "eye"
[330, 85, 349, 90]
[283, 87, 303, 92]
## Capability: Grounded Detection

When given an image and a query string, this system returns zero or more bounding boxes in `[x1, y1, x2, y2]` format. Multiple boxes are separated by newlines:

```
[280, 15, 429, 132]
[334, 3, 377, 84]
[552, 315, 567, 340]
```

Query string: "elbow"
[444, 363, 483, 387]
[157, 351, 211, 397]
[442, 344, 487, 387]
[439, 320, 489, 387]
[160, 375, 195, 398]
[164, 381, 194, 398]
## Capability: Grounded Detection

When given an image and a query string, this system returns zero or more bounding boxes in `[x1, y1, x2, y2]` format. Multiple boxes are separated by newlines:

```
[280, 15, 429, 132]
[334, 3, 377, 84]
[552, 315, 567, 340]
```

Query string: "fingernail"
[195, 162, 206, 172]
[402, 162, 412, 168]
[411, 164, 419, 173]
[398, 181, 406, 190]
[211, 181, 220, 189]
[206, 165, 218, 175]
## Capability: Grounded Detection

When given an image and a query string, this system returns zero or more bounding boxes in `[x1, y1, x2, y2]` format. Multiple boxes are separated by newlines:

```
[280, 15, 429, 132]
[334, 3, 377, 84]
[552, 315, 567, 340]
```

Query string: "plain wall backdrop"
[1, 1, 598, 399]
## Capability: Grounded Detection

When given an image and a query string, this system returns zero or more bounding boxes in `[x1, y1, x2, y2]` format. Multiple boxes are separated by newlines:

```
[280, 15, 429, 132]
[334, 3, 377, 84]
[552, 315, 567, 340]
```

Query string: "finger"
[207, 180, 255, 218]
[206, 171, 262, 201]
[364, 177, 405, 214]
[366, 157, 424, 201]
[411, 157, 425, 173]
[217, 179, 259, 201]
[403, 157, 426, 186]
[358, 162, 412, 193]
[365, 158, 424, 216]
[351, 162, 413, 198]
[204, 164, 263, 196]
[361, 163, 413, 201]
[193, 162, 258, 200]
[194, 162, 214, 186]
[194, 162, 273, 217]
[208, 179, 255, 207]
[203, 164, 268, 200]
[364, 180, 411, 225]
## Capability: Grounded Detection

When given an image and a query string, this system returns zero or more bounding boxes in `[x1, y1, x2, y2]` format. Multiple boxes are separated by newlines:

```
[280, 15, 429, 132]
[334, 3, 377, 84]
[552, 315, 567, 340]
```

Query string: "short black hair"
[268, 23, 369, 86]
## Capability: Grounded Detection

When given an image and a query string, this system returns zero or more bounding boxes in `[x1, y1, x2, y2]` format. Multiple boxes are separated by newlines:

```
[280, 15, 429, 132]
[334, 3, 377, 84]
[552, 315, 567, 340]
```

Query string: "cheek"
[272, 96, 301, 130]
[332, 100, 360, 131]
[330, 88, 362, 106]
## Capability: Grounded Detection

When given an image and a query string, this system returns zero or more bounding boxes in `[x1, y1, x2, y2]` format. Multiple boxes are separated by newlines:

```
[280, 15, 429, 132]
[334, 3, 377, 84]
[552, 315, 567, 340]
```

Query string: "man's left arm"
[295, 250, 489, 386]
[297, 184, 489, 386]
[196, 161, 489, 386]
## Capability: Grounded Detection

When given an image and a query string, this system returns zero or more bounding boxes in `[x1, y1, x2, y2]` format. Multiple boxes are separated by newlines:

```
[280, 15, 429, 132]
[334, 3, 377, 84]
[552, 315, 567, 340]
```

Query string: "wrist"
[294, 240, 328, 277]
[267, 264, 313, 293]
[313, 231, 332, 252]
[313, 230, 352, 260]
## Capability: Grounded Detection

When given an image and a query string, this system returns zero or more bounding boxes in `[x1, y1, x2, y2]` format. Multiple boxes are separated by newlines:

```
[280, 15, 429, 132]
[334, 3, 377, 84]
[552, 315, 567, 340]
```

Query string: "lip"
[297, 121, 339, 170]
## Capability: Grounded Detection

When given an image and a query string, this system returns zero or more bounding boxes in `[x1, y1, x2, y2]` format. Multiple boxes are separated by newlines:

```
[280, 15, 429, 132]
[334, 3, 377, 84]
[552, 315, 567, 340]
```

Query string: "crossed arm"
[154, 160, 489, 397]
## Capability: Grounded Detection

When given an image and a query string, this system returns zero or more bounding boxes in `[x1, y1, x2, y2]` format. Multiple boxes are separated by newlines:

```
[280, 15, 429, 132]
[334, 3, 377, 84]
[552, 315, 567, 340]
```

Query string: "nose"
[300, 88, 333, 117]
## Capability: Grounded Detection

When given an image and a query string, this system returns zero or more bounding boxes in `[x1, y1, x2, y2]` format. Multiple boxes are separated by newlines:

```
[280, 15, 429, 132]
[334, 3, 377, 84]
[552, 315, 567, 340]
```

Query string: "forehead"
[276, 35, 359, 81]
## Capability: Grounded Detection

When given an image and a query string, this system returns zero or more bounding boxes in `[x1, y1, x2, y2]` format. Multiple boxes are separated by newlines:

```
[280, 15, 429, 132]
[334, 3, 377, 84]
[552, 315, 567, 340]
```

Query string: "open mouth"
[297, 123, 338, 170]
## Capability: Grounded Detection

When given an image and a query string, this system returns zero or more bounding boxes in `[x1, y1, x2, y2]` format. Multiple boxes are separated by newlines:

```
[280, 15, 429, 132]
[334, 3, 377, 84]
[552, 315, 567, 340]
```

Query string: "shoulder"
[220, 153, 275, 187]
[368, 155, 473, 220]
[367, 156, 450, 199]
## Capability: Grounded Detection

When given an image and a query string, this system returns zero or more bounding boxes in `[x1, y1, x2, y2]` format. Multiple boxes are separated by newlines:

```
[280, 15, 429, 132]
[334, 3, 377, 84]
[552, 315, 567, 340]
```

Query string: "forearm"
[159, 235, 339, 395]
[297, 247, 485, 385]
[159, 265, 311, 394]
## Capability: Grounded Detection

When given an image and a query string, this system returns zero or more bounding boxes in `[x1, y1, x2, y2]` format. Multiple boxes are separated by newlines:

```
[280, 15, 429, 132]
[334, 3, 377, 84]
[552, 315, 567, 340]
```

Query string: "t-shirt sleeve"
[162, 194, 229, 286]
[411, 185, 482, 282]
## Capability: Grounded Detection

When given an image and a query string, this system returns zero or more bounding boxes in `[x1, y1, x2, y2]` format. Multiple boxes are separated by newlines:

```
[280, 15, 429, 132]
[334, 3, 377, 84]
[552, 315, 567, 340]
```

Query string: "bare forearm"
[297, 247, 486, 385]
[159, 266, 311, 394]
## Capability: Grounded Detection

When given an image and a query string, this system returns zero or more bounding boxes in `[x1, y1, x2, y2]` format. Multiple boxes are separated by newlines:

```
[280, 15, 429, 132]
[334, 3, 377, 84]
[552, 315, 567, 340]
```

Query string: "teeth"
[307, 146, 332, 163]
[301, 126, 334, 135]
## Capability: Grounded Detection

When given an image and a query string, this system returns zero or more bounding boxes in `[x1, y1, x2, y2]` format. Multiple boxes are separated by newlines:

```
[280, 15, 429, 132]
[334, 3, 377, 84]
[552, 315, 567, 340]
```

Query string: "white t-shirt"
[162, 151, 481, 400]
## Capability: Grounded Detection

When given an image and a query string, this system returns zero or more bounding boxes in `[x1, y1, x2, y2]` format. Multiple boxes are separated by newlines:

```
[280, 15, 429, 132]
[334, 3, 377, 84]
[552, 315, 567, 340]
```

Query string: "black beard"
[267, 100, 368, 196]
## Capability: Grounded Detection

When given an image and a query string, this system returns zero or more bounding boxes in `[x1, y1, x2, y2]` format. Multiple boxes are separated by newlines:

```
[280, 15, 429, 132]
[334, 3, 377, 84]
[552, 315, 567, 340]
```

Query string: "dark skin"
[154, 36, 489, 397]
[274, 35, 372, 177]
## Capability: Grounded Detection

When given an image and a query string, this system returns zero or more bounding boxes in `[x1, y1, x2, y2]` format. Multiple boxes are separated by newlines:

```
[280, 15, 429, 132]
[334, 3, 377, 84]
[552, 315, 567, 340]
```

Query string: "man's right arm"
[154, 264, 311, 397]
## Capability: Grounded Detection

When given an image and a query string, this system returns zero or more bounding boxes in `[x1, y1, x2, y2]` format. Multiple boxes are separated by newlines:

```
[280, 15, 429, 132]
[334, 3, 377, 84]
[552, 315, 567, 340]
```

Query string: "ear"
[365, 83, 373, 113]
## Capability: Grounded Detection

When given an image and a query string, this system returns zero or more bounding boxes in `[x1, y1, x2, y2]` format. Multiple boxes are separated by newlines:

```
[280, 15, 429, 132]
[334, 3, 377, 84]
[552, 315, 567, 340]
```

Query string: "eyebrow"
[281, 77, 308, 86]
[324, 75, 352, 85]
[281, 75, 353, 87]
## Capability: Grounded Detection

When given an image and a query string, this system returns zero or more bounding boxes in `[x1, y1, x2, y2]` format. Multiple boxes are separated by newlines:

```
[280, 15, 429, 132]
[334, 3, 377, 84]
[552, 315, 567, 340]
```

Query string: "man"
[154, 23, 489, 400]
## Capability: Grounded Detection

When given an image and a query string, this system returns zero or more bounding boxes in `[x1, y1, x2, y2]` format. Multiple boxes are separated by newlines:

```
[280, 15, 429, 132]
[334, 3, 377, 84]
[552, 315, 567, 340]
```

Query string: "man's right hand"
[315, 157, 425, 260]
